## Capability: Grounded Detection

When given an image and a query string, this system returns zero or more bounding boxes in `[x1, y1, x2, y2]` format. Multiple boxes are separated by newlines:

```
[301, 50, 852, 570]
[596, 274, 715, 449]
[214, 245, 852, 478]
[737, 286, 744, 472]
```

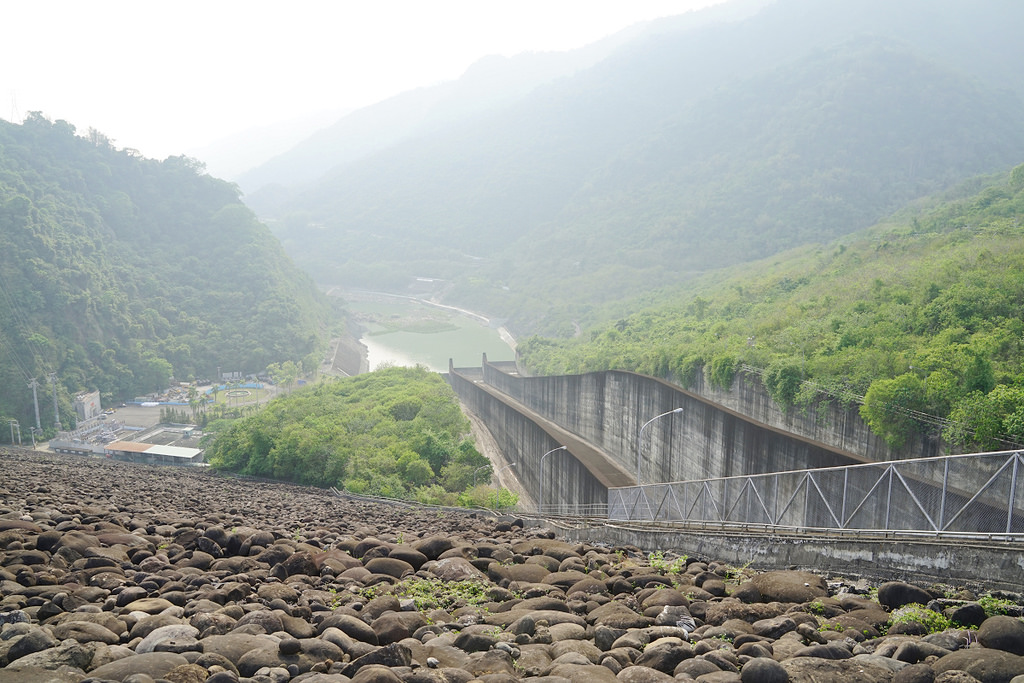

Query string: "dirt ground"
[107, 404, 163, 428]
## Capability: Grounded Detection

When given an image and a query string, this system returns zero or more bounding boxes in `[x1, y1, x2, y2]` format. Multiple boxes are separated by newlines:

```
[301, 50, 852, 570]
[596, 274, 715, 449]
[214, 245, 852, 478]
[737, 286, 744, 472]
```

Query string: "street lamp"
[473, 464, 491, 487]
[636, 408, 684, 485]
[539, 445, 567, 514]
[493, 462, 517, 510]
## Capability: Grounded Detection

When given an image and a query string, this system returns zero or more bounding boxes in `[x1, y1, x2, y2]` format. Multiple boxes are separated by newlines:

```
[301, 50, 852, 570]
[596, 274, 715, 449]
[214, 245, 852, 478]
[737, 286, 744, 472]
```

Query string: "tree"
[860, 373, 927, 449]
[944, 385, 1024, 452]
[763, 361, 803, 408]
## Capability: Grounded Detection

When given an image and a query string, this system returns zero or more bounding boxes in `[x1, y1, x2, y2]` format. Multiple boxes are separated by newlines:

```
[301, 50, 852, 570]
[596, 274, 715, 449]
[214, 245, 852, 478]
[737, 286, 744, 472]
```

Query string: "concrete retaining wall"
[687, 369, 943, 462]
[448, 366, 610, 508]
[549, 521, 1024, 591]
[478, 360, 862, 487]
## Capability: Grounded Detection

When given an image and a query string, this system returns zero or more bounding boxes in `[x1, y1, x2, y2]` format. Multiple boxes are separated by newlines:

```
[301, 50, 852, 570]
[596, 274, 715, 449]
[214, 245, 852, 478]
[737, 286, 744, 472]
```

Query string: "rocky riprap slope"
[3, 450, 1024, 683]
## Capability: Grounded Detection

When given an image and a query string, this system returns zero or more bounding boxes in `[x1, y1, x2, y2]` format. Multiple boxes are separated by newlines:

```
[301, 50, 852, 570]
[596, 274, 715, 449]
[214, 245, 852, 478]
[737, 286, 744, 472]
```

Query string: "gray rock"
[341, 641, 413, 678]
[364, 556, 415, 579]
[675, 658, 720, 679]
[877, 582, 933, 610]
[892, 663, 936, 683]
[934, 648, 1024, 683]
[616, 664, 675, 683]
[136, 623, 200, 653]
[5, 628, 58, 662]
[750, 572, 827, 604]
[783, 656, 901, 683]
[893, 639, 952, 663]
[740, 657, 789, 683]
[87, 650, 191, 680]
[371, 610, 427, 644]
[317, 612, 380, 645]
[934, 673, 984, 683]
[980, 616, 1024, 656]
[548, 662, 621, 683]
[350, 663, 404, 683]
[430, 557, 487, 582]
[199, 632, 279, 663]
[946, 603, 987, 628]
[752, 616, 797, 640]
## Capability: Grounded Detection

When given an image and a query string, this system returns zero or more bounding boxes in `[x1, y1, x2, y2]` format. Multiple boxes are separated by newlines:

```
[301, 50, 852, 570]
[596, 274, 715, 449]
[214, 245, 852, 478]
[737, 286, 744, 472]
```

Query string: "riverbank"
[328, 289, 515, 373]
[3, 448, 1024, 682]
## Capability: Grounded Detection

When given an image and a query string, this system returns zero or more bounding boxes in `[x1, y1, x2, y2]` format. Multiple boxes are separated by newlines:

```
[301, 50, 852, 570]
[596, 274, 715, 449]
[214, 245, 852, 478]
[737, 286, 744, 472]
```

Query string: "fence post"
[1007, 455, 1020, 534]
[939, 457, 949, 531]
[841, 469, 849, 529]
[885, 466, 894, 530]
[802, 474, 810, 528]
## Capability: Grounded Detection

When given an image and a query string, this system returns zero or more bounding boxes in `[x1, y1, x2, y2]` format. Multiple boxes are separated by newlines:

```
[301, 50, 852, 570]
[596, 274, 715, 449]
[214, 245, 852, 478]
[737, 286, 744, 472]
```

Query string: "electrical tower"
[27, 378, 41, 430]
[49, 372, 61, 430]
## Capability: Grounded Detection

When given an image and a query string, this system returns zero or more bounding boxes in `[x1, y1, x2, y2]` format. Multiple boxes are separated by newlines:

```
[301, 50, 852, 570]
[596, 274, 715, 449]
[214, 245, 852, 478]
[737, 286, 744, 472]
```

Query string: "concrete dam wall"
[686, 369, 942, 462]
[483, 360, 860, 481]
[450, 356, 881, 508]
[448, 358, 1024, 587]
[448, 365, 625, 511]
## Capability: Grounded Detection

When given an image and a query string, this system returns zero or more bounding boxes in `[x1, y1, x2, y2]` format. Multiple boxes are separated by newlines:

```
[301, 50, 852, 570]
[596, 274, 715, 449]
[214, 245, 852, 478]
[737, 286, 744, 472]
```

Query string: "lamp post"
[636, 408, 684, 485]
[493, 462, 517, 510]
[539, 445, 567, 514]
[473, 464, 491, 488]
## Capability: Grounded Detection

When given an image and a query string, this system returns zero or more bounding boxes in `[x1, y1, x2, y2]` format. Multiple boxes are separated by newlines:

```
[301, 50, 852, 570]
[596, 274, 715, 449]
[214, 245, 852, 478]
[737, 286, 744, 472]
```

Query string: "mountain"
[235, 20, 655, 200]
[188, 108, 348, 182]
[0, 114, 337, 433]
[249, 0, 1024, 337]
[518, 163, 1024, 452]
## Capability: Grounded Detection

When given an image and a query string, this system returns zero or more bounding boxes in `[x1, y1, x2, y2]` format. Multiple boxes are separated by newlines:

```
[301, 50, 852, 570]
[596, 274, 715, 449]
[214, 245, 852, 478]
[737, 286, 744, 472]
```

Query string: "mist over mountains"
[237, 0, 1024, 336]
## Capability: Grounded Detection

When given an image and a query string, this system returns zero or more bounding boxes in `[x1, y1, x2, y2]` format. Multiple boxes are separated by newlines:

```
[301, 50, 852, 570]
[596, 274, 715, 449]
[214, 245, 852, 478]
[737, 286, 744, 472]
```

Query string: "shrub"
[889, 603, 950, 634]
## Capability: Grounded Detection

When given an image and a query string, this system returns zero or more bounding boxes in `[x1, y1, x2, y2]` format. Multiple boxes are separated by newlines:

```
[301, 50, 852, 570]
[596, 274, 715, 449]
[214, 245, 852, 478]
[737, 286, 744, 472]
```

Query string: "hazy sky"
[2, 1, 724, 160]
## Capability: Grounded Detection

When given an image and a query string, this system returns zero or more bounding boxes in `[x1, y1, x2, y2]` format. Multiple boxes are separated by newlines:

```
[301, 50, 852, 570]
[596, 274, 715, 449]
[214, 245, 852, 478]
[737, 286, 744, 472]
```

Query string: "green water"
[348, 298, 515, 372]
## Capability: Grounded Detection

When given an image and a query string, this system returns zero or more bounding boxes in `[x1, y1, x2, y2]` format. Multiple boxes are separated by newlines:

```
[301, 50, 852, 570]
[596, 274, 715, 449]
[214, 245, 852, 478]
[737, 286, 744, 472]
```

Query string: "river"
[345, 295, 515, 373]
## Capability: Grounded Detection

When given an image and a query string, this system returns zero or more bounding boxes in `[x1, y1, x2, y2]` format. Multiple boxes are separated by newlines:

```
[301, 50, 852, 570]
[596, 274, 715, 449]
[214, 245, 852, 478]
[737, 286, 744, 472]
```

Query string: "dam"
[448, 355, 1024, 589]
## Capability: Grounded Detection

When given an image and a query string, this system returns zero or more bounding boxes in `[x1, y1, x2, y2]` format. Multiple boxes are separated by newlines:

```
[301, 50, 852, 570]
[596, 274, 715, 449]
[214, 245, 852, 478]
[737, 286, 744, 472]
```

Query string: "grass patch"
[360, 577, 495, 612]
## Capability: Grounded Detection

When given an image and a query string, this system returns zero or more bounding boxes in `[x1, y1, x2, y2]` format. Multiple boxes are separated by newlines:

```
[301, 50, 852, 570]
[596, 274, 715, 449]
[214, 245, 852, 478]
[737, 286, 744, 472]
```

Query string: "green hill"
[0, 114, 337, 434]
[205, 366, 494, 505]
[518, 165, 1024, 452]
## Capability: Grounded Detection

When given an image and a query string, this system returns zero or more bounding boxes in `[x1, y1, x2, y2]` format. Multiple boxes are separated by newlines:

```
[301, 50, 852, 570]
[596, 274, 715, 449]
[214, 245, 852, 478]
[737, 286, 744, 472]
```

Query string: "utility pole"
[8, 420, 20, 445]
[49, 372, 61, 430]
[27, 378, 41, 430]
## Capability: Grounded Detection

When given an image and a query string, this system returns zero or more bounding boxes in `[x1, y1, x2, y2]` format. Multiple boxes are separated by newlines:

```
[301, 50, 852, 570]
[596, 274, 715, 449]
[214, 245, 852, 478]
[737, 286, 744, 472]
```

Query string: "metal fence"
[608, 450, 1024, 537]
[536, 503, 610, 518]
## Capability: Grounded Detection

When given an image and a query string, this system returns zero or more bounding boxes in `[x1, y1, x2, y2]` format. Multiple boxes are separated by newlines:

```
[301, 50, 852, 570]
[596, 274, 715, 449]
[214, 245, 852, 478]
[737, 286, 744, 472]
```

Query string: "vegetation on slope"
[518, 165, 1024, 453]
[205, 366, 510, 507]
[0, 114, 336, 434]
[262, 2, 1024, 337]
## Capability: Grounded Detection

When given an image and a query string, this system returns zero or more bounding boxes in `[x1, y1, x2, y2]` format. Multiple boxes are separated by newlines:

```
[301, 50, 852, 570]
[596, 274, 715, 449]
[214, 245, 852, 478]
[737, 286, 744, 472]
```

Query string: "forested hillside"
[252, 0, 1024, 337]
[519, 166, 1024, 453]
[205, 366, 498, 505]
[0, 114, 336, 434]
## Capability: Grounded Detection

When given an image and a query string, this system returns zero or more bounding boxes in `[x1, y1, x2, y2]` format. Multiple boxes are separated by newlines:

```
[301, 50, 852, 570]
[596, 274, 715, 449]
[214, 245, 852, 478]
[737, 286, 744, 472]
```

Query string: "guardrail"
[609, 450, 1024, 537]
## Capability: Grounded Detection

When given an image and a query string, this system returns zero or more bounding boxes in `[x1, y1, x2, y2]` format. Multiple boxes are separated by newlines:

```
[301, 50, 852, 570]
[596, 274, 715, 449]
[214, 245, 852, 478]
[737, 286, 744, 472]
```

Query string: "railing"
[536, 503, 609, 518]
[608, 450, 1024, 537]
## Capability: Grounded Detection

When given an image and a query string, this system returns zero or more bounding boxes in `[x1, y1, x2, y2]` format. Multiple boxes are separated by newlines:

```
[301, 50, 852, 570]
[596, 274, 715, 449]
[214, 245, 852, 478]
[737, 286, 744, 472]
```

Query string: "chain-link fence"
[608, 450, 1024, 536]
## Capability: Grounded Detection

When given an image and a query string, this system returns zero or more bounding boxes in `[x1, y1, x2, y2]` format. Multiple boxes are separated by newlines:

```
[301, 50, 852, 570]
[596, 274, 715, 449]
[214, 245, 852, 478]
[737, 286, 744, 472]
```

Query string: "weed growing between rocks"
[979, 593, 1022, 617]
[360, 577, 496, 612]
[889, 603, 952, 634]
[648, 550, 688, 575]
